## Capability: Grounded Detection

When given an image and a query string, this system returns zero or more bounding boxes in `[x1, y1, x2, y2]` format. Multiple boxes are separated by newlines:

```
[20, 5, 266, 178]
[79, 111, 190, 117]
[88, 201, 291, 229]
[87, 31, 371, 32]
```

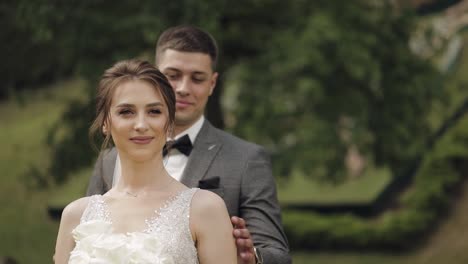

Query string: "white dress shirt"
[112, 116, 205, 185]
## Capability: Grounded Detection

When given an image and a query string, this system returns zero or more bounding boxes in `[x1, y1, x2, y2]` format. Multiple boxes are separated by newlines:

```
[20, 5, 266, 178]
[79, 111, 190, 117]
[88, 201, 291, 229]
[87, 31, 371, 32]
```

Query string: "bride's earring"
[163, 126, 174, 166]
[102, 124, 108, 136]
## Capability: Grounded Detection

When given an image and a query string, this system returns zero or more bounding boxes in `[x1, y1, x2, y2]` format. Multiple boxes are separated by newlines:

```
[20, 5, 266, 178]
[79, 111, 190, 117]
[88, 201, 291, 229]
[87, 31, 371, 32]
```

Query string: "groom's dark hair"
[155, 25, 218, 70]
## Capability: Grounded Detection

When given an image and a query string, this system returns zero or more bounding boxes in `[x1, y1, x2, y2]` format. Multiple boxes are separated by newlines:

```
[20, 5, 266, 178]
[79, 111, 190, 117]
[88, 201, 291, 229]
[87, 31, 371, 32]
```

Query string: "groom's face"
[157, 49, 218, 131]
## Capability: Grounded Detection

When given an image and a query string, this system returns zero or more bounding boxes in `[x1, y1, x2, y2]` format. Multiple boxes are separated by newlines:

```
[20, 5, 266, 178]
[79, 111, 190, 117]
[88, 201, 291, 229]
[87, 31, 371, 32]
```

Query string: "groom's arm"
[238, 146, 291, 264]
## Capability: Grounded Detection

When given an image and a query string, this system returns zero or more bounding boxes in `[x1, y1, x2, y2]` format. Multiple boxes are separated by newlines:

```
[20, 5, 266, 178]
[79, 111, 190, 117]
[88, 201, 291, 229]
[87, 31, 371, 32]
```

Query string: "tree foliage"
[4, 0, 444, 183]
[225, 1, 442, 181]
[1, 1, 74, 98]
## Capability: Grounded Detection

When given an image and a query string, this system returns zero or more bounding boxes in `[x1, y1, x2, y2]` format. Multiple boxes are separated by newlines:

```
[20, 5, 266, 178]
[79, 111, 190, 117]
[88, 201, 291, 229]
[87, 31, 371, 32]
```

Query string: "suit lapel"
[180, 121, 222, 187]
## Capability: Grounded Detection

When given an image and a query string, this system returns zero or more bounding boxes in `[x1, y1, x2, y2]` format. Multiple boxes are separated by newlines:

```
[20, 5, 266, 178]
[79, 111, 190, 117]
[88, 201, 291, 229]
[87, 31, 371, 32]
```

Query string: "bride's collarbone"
[104, 192, 182, 217]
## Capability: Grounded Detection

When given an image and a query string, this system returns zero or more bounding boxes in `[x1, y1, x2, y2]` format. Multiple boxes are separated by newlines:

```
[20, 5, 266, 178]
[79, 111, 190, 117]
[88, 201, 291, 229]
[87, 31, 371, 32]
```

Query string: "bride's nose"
[134, 113, 149, 132]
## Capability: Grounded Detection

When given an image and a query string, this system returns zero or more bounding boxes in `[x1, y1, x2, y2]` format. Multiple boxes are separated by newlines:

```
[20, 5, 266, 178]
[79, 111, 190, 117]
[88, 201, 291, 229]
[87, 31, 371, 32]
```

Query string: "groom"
[86, 25, 291, 264]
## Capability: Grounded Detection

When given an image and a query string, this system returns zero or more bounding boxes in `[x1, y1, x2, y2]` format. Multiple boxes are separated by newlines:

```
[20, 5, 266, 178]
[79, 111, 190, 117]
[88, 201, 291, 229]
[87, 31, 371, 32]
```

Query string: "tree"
[10, 0, 442, 183]
[225, 1, 442, 181]
[34, 0, 299, 183]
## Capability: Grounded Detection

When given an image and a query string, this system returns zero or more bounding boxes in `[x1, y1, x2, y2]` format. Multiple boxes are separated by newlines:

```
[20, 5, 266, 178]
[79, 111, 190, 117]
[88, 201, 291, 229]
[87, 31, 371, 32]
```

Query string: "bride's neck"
[116, 155, 168, 190]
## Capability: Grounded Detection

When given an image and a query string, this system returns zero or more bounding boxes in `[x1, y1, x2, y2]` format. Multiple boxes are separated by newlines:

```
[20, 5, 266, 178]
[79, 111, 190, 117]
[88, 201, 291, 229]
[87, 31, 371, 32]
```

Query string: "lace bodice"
[69, 188, 199, 264]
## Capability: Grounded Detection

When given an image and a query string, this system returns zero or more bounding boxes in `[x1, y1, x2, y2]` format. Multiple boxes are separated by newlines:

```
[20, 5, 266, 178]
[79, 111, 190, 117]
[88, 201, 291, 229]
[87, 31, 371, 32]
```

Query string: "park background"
[1, 0, 468, 263]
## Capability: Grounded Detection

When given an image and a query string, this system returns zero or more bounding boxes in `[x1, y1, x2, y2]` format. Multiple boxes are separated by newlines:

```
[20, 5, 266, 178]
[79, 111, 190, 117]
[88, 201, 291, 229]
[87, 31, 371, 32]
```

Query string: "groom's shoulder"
[210, 125, 264, 153]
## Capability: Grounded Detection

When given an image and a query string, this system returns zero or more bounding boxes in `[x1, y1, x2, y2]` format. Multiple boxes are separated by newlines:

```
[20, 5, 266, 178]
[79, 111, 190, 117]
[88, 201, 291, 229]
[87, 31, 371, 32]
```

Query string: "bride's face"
[107, 79, 168, 162]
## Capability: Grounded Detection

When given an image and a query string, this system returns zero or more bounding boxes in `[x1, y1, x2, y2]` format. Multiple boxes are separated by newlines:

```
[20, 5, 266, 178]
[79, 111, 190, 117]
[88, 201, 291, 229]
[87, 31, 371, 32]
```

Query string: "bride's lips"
[130, 136, 154, 144]
[176, 100, 192, 109]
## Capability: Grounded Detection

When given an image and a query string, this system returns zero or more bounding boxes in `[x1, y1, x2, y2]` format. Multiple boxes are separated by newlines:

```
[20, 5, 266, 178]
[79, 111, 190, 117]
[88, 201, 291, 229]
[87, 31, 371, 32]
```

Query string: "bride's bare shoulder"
[190, 189, 228, 217]
[61, 196, 91, 224]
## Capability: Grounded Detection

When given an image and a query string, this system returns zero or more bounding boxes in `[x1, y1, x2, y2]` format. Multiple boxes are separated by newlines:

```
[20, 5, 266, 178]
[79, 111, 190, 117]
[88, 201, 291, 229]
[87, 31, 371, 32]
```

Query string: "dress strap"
[80, 195, 111, 223]
[144, 188, 199, 233]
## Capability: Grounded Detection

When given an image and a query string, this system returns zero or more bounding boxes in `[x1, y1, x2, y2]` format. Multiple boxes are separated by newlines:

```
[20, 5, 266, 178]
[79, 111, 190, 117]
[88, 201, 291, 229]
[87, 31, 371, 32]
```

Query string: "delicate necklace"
[123, 177, 174, 198]
[125, 190, 139, 197]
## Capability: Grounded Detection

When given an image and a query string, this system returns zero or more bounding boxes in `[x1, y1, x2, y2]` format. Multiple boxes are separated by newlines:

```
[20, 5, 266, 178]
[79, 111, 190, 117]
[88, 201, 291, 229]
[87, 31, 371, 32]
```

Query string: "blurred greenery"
[0, 79, 87, 263]
[226, 1, 442, 182]
[47, 168, 91, 209]
[282, 28, 468, 250]
[2, 0, 448, 185]
[284, 119, 468, 249]
[2, 0, 468, 263]
[0, 77, 466, 263]
[278, 166, 391, 205]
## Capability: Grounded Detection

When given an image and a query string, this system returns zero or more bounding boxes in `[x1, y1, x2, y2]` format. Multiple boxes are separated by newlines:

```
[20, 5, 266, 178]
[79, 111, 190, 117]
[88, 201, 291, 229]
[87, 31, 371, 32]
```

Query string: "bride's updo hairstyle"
[89, 59, 176, 151]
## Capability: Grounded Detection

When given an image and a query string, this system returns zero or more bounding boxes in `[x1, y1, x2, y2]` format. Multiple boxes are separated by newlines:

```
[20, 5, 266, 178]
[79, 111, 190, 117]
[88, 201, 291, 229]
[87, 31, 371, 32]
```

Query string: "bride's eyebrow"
[115, 103, 135, 108]
[114, 102, 164, 108]
[146, 102, 164, 107]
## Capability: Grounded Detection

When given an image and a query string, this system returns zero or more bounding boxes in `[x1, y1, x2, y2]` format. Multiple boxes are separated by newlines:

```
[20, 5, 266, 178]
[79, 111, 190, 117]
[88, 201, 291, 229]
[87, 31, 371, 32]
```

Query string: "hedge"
[283, 117, 468, 250]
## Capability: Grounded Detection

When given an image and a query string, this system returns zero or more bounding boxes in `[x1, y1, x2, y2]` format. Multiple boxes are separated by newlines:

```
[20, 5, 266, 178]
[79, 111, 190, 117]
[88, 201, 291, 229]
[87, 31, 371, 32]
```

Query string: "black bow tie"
[163, 134, 193, 156]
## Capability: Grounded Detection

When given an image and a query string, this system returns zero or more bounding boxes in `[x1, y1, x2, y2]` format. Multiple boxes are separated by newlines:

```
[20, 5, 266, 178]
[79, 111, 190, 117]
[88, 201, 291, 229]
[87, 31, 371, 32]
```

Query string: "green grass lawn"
[292, 251, 411, 264]
[0, 79, 88, 263]
[277, 167, 391, 205]
[291, 172, 468, 264]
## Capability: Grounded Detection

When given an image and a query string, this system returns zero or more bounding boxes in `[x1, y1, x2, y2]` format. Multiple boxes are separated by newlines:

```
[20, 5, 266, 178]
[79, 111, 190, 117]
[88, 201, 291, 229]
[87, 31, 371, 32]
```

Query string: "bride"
[54, 59, 236, 263]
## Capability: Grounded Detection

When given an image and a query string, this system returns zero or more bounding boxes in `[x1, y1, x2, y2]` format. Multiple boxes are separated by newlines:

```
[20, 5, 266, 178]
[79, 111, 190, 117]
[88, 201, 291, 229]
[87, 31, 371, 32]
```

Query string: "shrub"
[283, 118, 468, 250]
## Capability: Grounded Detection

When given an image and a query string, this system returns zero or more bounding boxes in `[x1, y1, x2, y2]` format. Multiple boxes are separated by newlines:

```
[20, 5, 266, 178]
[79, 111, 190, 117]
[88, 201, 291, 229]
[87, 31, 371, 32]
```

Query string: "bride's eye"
[149, 109, 162, 115]
[118, 109, 133, 116]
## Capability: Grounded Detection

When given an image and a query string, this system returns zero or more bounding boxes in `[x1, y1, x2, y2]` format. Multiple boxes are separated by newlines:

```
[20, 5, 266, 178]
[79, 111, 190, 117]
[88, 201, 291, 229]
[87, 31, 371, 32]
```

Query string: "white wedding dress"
[69, 188, 199, 264]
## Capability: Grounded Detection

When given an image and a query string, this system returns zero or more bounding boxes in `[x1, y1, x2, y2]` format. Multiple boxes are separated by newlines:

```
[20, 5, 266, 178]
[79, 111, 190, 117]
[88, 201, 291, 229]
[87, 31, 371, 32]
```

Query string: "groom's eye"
[164, 71, 180, 80]
[192, 73, 206, 83]
[192, 77, 205, 83]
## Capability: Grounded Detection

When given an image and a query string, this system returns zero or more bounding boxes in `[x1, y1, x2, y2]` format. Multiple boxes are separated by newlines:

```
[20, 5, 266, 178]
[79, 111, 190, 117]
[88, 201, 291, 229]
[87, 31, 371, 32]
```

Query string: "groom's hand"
[231, 216, 256, 264]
